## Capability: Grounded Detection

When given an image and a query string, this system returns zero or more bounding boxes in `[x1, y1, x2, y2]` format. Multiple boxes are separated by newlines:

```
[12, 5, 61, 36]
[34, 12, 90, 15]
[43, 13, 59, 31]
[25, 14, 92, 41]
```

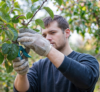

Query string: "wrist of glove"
[13, 57, 29, 75]
[17, 32, 52, 56]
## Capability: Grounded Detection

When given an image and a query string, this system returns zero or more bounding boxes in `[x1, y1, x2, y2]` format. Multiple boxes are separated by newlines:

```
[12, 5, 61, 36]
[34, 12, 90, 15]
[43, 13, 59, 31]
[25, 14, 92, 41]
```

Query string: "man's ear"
[65, 28, 70, 38]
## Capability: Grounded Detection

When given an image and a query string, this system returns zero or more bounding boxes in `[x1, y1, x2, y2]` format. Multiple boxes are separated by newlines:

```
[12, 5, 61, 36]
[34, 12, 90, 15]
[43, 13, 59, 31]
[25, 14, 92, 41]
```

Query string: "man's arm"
[13, 59, 39, 92]
[13, 57, 30, 92]
[14, 74, 29, 92]
[47, 47, 99, 89]
[13, 28, 38, 92]
[47, 47, 64, 68]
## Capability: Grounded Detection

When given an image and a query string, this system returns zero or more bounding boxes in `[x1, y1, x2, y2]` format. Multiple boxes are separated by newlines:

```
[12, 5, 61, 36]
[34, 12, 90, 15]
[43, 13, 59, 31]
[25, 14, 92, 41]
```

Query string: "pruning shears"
[18, 45, 31, 60]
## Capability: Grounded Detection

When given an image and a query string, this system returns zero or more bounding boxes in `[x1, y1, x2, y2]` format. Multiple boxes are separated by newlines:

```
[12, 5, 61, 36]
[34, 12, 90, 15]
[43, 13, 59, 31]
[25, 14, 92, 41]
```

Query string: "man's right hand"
[13, 57, 29, 75]
[13, 28, 36, 92]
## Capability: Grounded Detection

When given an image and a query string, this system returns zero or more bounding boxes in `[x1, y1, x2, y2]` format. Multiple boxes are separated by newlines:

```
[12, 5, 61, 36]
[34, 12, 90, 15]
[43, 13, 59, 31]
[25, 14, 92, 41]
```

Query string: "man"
[13, 15, 99, 92]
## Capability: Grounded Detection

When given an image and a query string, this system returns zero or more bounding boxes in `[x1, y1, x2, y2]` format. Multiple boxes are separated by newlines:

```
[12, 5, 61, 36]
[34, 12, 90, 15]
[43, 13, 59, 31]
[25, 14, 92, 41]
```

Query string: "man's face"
[42, 21, 67, 51]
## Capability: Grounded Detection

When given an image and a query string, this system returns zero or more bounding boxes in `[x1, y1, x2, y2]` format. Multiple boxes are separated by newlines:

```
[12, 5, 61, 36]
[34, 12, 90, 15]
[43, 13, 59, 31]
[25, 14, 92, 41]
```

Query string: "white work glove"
[13, 47, 30, 75]
[13, 28, 37, 75]
[17, 29, 52, 56]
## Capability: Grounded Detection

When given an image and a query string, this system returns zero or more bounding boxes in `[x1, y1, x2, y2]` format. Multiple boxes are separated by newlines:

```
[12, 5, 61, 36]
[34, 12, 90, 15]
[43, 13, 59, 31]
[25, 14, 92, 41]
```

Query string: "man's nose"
[46, 34, 52, 41]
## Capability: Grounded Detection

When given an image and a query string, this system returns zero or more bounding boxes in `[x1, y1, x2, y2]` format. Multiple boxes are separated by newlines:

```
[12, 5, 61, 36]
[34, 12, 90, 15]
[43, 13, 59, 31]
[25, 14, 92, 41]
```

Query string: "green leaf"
[55, 0, 62, 5]
[4, 86, 9, 92]
[0, 29, 3, 33]
[7, 81, 11, 87]
[0, 21, 4, 25]
[1, 31, 5, 41]
[68, 18, 73, 24]
[7, 44, 19, 60]
[31, 5, 40, 13]
[26, 12, 33, 19]
[13, 8, 22, 12]
[6, 0, 11, 7]
[2, 43, 11, 54]
[1, 1, 10, 12]
[12, 15, 19, 23]
[2, 3, 7, 9]
[12, 15, 26, 22]
[31, 0, 38, 3]
[2, 0, 6, 2]
[4, 29, 14, 40]
[5, 60, 13, 73]
[76, 26, 80, 33]
[0, 1, 5, 6]
[7, 24, 18, 41]
[0, 52, 4, 64]
[43, 7, 54, 19]
[35, 19, 45, 29]
[33, 29, 40, 32]
[0, 9, 10, 22]
[18, 15, 26, 19]
[6, 40, 12, 44]
[87, 1, 93, 9]
[95, 47, 99, 54]
[14, 2, 20, 8]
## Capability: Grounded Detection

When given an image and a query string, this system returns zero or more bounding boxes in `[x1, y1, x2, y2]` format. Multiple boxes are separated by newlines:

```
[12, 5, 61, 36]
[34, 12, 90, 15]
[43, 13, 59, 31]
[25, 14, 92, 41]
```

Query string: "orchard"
[0, 0, 100, 92]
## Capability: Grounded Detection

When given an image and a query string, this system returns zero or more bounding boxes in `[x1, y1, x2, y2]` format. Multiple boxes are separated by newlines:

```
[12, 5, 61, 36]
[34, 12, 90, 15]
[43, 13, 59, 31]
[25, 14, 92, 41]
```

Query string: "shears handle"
[17, 46, 31, 60]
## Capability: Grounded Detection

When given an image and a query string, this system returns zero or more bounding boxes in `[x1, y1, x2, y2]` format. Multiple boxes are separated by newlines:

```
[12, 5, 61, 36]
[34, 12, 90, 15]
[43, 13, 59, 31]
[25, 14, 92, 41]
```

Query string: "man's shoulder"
[73, 51, 99, 65]
[72, 51, 97, 61]
[76, 51, 95, 59]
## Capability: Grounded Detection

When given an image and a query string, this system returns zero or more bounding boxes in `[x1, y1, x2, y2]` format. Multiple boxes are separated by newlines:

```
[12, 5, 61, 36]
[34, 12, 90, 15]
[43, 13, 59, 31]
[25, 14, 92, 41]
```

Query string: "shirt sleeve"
[58, 54, 99, 90]
[26, 61, 39, 92]
[13, 61, 39, 92]
[13, 84, 33, 92]
[13, 85, 18, 92]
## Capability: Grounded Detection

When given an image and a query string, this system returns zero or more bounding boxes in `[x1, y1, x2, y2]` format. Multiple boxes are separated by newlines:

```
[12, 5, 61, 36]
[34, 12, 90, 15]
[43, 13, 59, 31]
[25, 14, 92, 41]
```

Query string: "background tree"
[54, 0, 100, 53]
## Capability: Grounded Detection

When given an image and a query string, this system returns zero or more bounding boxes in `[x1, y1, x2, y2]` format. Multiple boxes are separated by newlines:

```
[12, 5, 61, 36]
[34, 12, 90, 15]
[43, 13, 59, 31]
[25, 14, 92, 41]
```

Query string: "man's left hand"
[17, 32, 52, 56]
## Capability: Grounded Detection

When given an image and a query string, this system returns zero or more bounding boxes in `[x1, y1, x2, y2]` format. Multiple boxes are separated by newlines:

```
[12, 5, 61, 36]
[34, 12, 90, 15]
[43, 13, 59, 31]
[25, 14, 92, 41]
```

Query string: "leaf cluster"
[0, 0, 55, 73]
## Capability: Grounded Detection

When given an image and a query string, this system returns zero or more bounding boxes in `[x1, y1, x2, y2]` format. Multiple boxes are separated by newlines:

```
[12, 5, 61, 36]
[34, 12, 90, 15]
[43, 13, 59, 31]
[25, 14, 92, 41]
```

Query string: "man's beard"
[55, 42, 66, 52]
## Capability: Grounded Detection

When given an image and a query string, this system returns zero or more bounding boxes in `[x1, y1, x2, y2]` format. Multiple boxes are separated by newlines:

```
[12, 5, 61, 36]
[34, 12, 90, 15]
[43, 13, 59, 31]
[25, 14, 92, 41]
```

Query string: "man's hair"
[43, 15, 69, 32]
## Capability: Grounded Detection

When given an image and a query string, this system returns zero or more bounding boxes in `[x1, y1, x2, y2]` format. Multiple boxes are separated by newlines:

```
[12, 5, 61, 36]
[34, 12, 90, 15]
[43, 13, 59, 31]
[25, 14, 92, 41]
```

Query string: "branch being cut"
[25, 0, 47, 26]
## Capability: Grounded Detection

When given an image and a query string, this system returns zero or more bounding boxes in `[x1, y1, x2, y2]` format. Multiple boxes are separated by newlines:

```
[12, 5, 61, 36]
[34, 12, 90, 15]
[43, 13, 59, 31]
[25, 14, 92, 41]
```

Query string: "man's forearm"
[14, 74, 29, 92]
[47, 47, 64, 68]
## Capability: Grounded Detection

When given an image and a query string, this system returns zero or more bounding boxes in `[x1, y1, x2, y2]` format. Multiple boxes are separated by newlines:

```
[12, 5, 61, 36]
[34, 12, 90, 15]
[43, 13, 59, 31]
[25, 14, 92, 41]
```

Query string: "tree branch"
[25, 0, 47, 26]
[10, 0, 14, 14]
[0, 25, 7, 30]
[93, 13, 99, 26]
[16, 15, 24, 19]
[94, 53, 100, 58]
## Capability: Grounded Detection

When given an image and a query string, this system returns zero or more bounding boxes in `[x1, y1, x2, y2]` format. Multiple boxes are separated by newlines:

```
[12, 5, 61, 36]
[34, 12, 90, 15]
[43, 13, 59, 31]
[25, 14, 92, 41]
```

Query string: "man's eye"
[43, 35, 46, 38]
[51, 32, 55, 34]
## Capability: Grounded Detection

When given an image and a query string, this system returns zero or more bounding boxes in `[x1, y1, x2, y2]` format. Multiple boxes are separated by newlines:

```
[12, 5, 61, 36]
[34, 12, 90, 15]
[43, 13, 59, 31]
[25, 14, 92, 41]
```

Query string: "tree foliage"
[54, 0, 100, 53]
[0, 0, 54, 73]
